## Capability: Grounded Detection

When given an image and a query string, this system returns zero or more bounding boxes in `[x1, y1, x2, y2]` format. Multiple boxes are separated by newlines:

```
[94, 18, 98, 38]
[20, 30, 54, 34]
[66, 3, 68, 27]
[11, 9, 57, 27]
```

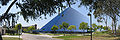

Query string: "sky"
[0, 0, 119, 29]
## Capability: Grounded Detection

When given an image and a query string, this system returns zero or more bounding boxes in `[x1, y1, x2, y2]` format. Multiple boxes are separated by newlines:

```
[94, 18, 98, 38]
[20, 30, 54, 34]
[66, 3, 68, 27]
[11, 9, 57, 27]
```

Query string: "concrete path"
[22, 33, 63, 40]
[2, 35, 22, 38]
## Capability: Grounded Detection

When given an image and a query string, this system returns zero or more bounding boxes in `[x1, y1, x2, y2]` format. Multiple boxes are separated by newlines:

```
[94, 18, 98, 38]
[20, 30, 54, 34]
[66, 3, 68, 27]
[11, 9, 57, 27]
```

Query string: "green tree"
[0, 0, 75, 40]
[51, 25, 59, 34]
[28, 26, 35, 31]
[59, 22, 69, 36]
[68, 25, 76, 35]
[80, 0, 120, 36]
[23, 29, 28, 32]
[0, 0, 74, 23]
[68, 25, 76, 31]
[79, 22, 88, 32]
[92, 23, 98, 31]
[14, 23, 22, 34]
[97, 25, 103, 32]
[103, 26, 109, 31]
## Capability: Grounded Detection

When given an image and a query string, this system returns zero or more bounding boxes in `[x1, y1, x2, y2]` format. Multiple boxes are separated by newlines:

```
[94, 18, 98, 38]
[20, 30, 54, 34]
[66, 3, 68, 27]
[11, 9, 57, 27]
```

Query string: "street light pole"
[88, 13, 92, 40]
[18, 25, 21, 40]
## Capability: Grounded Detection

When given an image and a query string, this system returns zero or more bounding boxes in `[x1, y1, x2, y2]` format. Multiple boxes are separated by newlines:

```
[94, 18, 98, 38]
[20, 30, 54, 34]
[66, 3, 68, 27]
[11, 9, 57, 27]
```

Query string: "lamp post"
[18, 25, 21, 40]
[87, 13, 92, 40]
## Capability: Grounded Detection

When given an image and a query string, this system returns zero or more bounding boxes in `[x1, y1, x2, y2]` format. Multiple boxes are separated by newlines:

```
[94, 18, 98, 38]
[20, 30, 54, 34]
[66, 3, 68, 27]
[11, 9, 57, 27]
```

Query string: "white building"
[0, 27, 6, 34]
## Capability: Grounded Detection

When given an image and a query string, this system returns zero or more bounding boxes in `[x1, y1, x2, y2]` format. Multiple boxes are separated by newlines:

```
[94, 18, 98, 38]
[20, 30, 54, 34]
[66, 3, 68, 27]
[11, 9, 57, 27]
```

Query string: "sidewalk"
[22, 33, 63, 40]
[2, 35, 22, 38]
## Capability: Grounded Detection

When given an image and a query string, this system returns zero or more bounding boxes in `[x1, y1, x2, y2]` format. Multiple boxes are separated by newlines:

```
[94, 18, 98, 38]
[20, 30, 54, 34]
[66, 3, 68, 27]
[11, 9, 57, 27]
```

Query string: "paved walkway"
[2, 35, 22, 38]
[22, 33, 63, 40]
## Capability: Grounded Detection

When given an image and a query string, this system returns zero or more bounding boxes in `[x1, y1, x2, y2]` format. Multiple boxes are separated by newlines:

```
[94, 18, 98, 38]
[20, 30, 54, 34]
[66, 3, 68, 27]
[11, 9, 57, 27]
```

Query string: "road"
[22, 33, 63, 40]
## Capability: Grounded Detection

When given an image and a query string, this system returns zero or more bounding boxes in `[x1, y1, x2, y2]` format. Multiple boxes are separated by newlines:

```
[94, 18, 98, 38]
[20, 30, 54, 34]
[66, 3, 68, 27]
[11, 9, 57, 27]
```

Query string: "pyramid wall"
[40, 7, 89, 32]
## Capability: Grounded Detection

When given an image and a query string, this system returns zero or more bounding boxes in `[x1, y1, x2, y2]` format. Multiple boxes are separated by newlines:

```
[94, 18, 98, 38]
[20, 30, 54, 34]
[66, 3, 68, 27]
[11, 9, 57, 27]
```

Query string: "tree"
[23, 28, 28, 32]
[97, 25, 103, 32]
[92, 23, 98, 31]
[51, 25, 59, 34]
[0, 0, 75, 39]
[117, 25, 120, 32]
[103, 26, 109, 31]
[79, 22, 88, 32]
[0, 0, 11, 6]
[80, 0, 120, 36]
[28, 26, 35, 31]
[68, 25, 76, 31]
[88, 24, 98, 32]
[0, 0, 76, 23]
[68, 25, 76, 35]
[14, 23, 22, 34]
[111, 20, 114, 33]
[118, 25, 120, 29]
[59, 22, 69, 36]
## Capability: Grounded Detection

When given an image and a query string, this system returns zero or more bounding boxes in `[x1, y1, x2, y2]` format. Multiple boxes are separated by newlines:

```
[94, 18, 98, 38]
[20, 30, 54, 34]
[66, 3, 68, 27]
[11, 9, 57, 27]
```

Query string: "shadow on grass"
[98, 33, 120, 40]
[114, 38, 120, 40]
[113, 35, 120, 40]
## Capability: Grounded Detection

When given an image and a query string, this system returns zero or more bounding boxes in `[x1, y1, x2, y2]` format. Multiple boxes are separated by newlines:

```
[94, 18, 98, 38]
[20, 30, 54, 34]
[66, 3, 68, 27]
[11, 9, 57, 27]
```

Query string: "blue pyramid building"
[40, 7, 89, 32]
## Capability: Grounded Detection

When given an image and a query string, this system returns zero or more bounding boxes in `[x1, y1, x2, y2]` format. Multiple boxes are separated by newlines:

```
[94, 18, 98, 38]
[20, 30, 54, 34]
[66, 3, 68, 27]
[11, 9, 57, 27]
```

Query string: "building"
[40, 7, 89, 33]
[22, 24, 37, 32]
[0, 27, 6, 34]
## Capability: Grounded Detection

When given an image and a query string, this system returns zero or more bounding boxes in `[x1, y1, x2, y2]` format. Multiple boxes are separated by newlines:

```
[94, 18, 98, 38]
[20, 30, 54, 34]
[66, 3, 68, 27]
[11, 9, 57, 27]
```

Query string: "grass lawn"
[24, 33, 42, 35]
[47, 34, 64, 35]
[5, 33, 20, 36]
[25, 33, 64, 35]
[54, 33, 120, 40]
[3, 37, 22, 40]
[54, 35, 89, 40]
